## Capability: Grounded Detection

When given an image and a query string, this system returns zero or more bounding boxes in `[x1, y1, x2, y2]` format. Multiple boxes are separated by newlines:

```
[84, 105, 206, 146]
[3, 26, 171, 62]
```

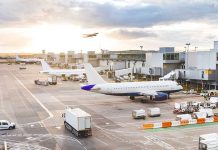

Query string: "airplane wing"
[139, 90, 158, 96]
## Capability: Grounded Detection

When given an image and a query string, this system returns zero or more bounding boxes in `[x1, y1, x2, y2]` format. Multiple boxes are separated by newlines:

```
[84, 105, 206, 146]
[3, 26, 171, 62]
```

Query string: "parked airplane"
[82, 32, 98, 38]
[16, 55, 41, 63]
[81, 63, 183, 101]
[40, 60, 85, 77]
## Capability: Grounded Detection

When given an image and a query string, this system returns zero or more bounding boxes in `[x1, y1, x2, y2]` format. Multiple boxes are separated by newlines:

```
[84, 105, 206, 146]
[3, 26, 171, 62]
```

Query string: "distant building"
[159, 47, 174, 53]
[67, 51, 76, 64]
[46, 52, 56, 63]
[214, 41, 218, 51]
[59, 52, 66, 64]
[86, 51, 99, 67]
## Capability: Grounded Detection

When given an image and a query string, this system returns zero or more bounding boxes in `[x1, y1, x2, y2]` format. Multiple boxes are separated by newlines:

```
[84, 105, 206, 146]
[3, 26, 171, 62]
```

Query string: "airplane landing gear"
[130, 96, 135, 100]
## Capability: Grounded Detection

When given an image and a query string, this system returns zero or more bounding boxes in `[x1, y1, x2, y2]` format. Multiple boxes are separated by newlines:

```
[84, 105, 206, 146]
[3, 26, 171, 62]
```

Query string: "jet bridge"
[159, 70, 179, 81]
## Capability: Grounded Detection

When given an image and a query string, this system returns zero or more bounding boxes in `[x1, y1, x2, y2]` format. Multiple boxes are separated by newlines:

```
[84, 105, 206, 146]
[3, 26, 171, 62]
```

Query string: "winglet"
[84, 63, 106, 84]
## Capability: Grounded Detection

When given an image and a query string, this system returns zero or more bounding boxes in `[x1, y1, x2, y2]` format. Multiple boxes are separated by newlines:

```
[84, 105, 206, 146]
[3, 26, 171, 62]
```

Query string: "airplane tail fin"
[41, 60, 52, 71]
[84, 63, 106, 84]
[15, 55, 19, 60]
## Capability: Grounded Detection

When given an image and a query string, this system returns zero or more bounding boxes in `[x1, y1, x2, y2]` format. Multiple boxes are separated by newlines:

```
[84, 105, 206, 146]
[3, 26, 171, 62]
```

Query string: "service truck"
[199, 133, 218, 150]
[63, 107, 92, 137]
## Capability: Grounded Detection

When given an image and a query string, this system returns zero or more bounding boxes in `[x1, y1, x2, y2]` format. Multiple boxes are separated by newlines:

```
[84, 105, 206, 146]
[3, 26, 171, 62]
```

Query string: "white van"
[132, 109, 146, 119]
[147, 108, 161, 117]
[0, 120, 16, 130]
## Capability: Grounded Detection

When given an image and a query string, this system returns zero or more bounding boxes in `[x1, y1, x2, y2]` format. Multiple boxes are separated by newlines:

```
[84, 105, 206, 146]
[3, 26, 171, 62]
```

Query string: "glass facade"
[88, 55, 97, 59]
[163, 53, 179, 60]
[117, 54, 145, 60]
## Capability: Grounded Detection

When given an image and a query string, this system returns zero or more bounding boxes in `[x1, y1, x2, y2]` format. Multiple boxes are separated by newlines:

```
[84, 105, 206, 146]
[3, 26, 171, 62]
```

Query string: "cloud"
[1, 0, 218, 28]
[0, 30, 31, 50]
[0, 0, 218, 52]
[107, 29, 157, 40]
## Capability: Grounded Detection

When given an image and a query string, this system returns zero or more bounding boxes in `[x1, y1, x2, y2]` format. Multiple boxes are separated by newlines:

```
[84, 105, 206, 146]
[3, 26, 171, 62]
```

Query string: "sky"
[0, 0, 218, 53]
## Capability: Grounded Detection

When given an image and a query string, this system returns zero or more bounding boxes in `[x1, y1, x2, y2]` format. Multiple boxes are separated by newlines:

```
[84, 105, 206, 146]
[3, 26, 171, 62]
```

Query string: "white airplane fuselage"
[40, 69, 85, 77]
[16, 57, 41, 63]
[82, 80, 182, 96]
[81, 63, 183, 101]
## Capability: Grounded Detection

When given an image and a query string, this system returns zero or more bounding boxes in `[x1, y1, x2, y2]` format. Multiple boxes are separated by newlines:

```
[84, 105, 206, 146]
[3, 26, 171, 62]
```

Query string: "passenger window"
[0, 122, 1, 125]
[2, 122, 8, 125]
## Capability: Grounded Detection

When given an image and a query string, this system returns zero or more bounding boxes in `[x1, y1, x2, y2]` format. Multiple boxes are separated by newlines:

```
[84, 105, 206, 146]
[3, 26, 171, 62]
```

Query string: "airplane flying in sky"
[40, 60, 85, 77]
[81, 63, 183, 101]
[15, 55, 42, 63]
[82, 32, 98, 38]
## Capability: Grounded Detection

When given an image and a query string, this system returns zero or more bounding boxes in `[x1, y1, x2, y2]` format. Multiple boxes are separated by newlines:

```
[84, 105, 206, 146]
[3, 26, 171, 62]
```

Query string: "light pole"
[140, 45, 143, 60]
[195, 46, 198, 52]
[185, 43, 190, 69]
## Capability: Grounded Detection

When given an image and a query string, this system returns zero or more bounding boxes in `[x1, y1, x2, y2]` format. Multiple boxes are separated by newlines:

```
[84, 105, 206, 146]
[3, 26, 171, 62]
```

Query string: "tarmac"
[0, 63, 217, 150]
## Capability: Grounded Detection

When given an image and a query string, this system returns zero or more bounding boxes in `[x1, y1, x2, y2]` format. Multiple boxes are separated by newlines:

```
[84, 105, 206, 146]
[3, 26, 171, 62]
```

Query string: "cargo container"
[176, 114, 192, 121]
[63, 107, 92, 137]
[192, 111, 207, 119]
[34, 80, 49, 86]
[19, 63, 26, 69]
[210, 97, 218, 108]
[199, 133, 218, 150]
[132, 109, 146, 119]
[48, 76, 57, 85]
[147, 108, 160, 117]
[199, 109, 214, 117]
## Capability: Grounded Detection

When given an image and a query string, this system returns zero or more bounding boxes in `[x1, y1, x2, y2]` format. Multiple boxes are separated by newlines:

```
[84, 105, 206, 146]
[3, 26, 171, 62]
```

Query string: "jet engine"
[153, 92, 168, 101]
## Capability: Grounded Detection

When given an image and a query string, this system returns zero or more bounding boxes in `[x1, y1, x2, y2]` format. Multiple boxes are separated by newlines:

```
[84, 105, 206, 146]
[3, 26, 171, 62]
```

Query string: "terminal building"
[175, 41, 218, 91]
[43, 41, 218, 91]
[98, 50, 164, 80]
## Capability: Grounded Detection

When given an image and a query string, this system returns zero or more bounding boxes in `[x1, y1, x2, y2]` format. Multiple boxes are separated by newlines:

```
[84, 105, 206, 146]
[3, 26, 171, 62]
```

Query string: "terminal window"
[163, 53, 179, 60]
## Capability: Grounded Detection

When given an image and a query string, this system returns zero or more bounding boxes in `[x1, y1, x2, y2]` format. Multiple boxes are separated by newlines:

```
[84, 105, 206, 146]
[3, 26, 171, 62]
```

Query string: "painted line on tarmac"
[66, 101, 131, 107]
[94, 137, 108, 146]
[9, 71, 54, 119]
[144, 136, 176, 150]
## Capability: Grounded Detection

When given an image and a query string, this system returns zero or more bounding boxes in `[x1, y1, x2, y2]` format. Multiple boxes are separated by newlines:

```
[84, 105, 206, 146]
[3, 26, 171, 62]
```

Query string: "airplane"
[82, 32, 98, 38]
[40, 60, 85, 77]
[15, 55, 42, 63]
[81, 63, 183, 101]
